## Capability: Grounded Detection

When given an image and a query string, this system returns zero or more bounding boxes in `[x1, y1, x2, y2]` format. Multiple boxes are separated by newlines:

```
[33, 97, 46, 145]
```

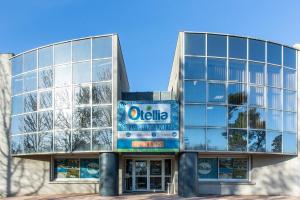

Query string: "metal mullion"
[36, 49, 40, 152]
[89, 38, 93, 151]
[52, 45, 55, 153]
[246, 38, 249, 151]
[281, 45, 284, 153]
[70, 41, 74, 152]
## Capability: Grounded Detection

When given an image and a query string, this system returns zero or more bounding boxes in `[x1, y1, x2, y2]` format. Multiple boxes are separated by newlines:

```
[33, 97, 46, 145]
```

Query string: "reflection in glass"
[73, 107, 91, 128]
[207, 105, 226, 127]
[55, 109, 71, 129]
[248, 130, 266, 152]
[283, 68, 296, 90]
[38, 111, 53, 131]
[150, 160, 162, 175]
[184, 105, 205, 126]
[54, 159, 79, 178]
[12, 75, 23, 95]
[283, 132, 296, 154]
[92, 37, 112, 59]
[12, 95, 23, 114]
[55, 87, 71, 108]
[39, 68, 53, 89]
[207, 128, 227, 151]
[72, 130, 91, 151]
[249, 86, 264, 107]
[11, 135, 24, 154]
[229, 60, 246, 82]
[37, 132, 53, 152]
[11, 115, 23, 135]
[92, 83, 112, 104]
[283, 112, 296, 132]
[207, 34, 227, 57]
[150, 177, 162, 190]
[228, 83, 247, 105]
[228, 129, 247, 151]
[198, 158, 218, 179]
[248, 107, 265, 129]
[267, 110, 282, 130]
[184, 80, 205, 103]
[184, 56, 205, 79]
[72, 39, 91, 61]
[229, 37, 247, 59]
[92, 129, 112, 150]
[267, 65, 281, 87]
[228, 106, 247, 128]
[219, 158, 248, 179]
[24, 134, 37, 153]
[249, 39, 265, 62]
[54, 130, 71, 152]
[55, 65, 71, 87]
[207, 58, 226, 81]
[92, 106, 112, 127]
[54, 42, 71, 65]
[73, 61, 91, 84]
[284, 90, 296, 111]
[184, 33, 205, 55]
[92, 59, 112, 81]
[12, 56, 23, 76]
[24, 113, 37, 133]
[283, 47, 296, 68]
[74, 85, 90, 105]
[23, 51, 37, 72]
[184, 128, 205, 150]
[267, 87, 282, 109]
[39, 91, 52, 109]
[208, 83, 226, 103]
[249, 62, 264, 85]
[267, 42, 281, 65]
[266, 131, 282, 153]
[24, 71, 37, 92]
[24, 93, 37, 112]
[38, 46, 53, 68]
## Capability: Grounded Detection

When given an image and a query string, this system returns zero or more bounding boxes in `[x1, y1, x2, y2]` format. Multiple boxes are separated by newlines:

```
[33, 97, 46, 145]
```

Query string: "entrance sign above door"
[117, 101, 179, 152]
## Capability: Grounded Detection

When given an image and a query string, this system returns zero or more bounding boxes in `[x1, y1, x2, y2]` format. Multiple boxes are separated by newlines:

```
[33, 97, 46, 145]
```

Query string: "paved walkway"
[2, 193, 300, 200]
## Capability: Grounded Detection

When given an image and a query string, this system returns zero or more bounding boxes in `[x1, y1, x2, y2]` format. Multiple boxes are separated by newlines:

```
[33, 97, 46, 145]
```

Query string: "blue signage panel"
[117, 101, 179, 152]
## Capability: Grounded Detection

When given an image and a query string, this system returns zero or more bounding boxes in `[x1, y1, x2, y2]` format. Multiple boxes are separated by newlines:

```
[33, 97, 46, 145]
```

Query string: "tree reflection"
[24, 134, 37, 153]
[73, 108, 91, 128]
[92, 129, 112, 150]
[72, 131, 91, 151]
[24, 93, 37, 112]
[92, 83, 112, 104]
[271, 134, 282, 152]
[74, 86, 90, 105]
[248, 130, 266, 152]
[39, 69, 53, 88]
[55, 131, 71, 152]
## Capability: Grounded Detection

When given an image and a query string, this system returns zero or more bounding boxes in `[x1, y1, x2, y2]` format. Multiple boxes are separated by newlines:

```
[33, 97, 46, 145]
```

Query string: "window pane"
[207, 58, 226, 81]
[184, 80, 205, 103]
[11, 115, 23, 135]
[73, 61, 91, 84]
[248, 107, 266, 129]
[80, 159, 100, 178]
[55, 65, 71, 87]
[267, 43, 281, 65]
[184, 128, 205, 150]
[73, 107, 91, 128]
[184, 56, 205, 79]
[24, 71, 37, 92]
[229, 60, 246, 82]
[12, 95, 23, 115]
[38, 46, 53, 68]
[249, 62, 264, 85]
[208, 83, 226, 103]
[228, 106, 247, 128]
[24, 133, 37, 153]
[248, 130, 266, 152]
[92, 129, 112, 150]
[249, 39, 265, 62]
[92, 106, 112, 127]
[228, 129, 247, 151]
[184, 105, 205, 126]
[249, 86, 264, 107]
[283, 112, 296, 132]
[12, 56, 23, 76]
[72, 130, 91, 151]
[23, 51, 37, 72]
[39, 91, 52, 109]
[283, 47, 296, 68]
[54, 42, 71, 65]
[92, 83, 112, 104]
[283, 132, 297, 154]
[12, 75, 23, 95]
[207, 105, 226, 127]
[207, 34, 227, 57]
[24, 92, 37, 112]
[267, 110, 282, 130]
[228, 83, 247, 105]
[39, 68, 53, 89]
[184, 33, 205, 55]
[54, 131, 72, 152]
[11, 135, 24, 154]
[38, 111, 53, 131]
[232, 158, 248, 179]
[207, 128, 227, 151]
[267, 65, 281, 87]
[198, 158, 218, 179]
[92, 37, 112, 59]
[229, 37, 247, 59]
[92, 59, 112, 81]
[74, 85, 90, 105]
[54, 159, 79, 179]
[267, 87, 282, 109]
[55, 87, 71, 108]
[284, 90, 296, 111]
[37, 132, 53, 152]
[72, 39, 91, 61]
[266, 131, 282, 153]
[219, 158, 233, 179]
[55, 109, 71, 129]
[283, 68, 296, 90]
[23, 113, 37, 133]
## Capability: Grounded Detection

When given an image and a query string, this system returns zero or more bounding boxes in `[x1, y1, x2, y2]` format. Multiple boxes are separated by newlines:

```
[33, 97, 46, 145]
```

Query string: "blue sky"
[1, 0, 299, 91]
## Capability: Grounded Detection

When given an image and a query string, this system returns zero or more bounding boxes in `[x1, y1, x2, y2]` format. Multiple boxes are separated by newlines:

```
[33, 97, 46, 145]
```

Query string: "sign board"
[117, 101, 179, 152]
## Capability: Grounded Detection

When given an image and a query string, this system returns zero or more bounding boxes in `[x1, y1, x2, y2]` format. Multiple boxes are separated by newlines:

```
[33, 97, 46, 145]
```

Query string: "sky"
[1, 0, 300, 91]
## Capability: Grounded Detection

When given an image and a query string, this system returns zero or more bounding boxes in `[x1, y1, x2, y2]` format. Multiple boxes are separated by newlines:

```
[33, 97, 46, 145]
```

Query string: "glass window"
[185, 105, 205, 126]
[283, 47, 296, 68]
[92, 59, 112, 81]
[283, 90, 296, 111]
[55, 87, 71, 108]
[11, 115, 23, 135]
[55, 109, 71, 129]
[267, 87, 282, 109]
[228, 83, 247, 105]
[38, 111, 53, 131]
[229, 60, 246, 82]
[248, 130, 266, 152]
[208, 83, 226, 103]
[12, 95, 23, 115]
[74, 85, 90, 105]
[228, 129, 247, 151]
[24, 133, 37, 153]
[37, 132, 53, 152]
[249, 39, 265, 62]
[72, 39, 91, 61]
[228, 106, 247, 128]
[184, 56, 205, 79]
[184, 128, 205, 150]
[249, 62, 265, 85]
[207, 34, 227, 57]
[39, 91, 52, 109]
[80, 158, 100, 178]
[24, 71, 37, 92]
[11, 135, 24, 154]
[267, 65, 281, 87]
[39, 68, 53, 89]
[207, 105, 226, 127]
[23, 113, 37, 133]
[184, 33, 205, 55]
[23, 51, 37, 72]
[54, 42, 71, 65]
[72, 130, 91, 151]
[283, 132, 297, 154]
[12, 56, 23, 76]
[283, 68, 296, 90]
[267, 110, 282, 130]
[92, 106, 112, 127]
[267, 43, 281, 65]
[73, 61, 91, 84]
[55, 65, 71, 87]
[198, 158, 218, 179]
[206, 128, 227, 151]
[207, 58, 226, 81]
[54, 158, 79, 178]
[219, 158, 248, 179]
[38, 46, 53, 68]
[248, 107, 266, 129]
[92, 129, 112, 150]
[54, 131, 71, 152]
[184, 80, 205, 103]
[24, 92, 37, 112]
[73, 107, 91, 128]
[283, 112, 296, 132]
[12, 75, 23, 95]
[266, 131, 282, 153]
[92, 83, 112, 104]
[229, 37, 247, 59]
[92, 36, 112, 59]
[249, 86, 264, 107]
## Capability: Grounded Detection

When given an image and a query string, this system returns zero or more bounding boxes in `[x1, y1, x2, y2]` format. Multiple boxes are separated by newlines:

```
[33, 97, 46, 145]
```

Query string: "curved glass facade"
[11, 35, 113, 154]
[183, 33, 297, 154]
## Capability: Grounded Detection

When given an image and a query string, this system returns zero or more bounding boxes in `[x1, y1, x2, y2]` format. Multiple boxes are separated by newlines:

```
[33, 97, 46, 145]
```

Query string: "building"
[0, 32, 299, 197]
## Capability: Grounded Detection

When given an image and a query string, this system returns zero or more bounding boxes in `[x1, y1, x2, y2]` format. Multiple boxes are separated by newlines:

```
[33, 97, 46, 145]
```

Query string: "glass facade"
[11, 36, 113, 155]
[183, 33, 297, 154]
